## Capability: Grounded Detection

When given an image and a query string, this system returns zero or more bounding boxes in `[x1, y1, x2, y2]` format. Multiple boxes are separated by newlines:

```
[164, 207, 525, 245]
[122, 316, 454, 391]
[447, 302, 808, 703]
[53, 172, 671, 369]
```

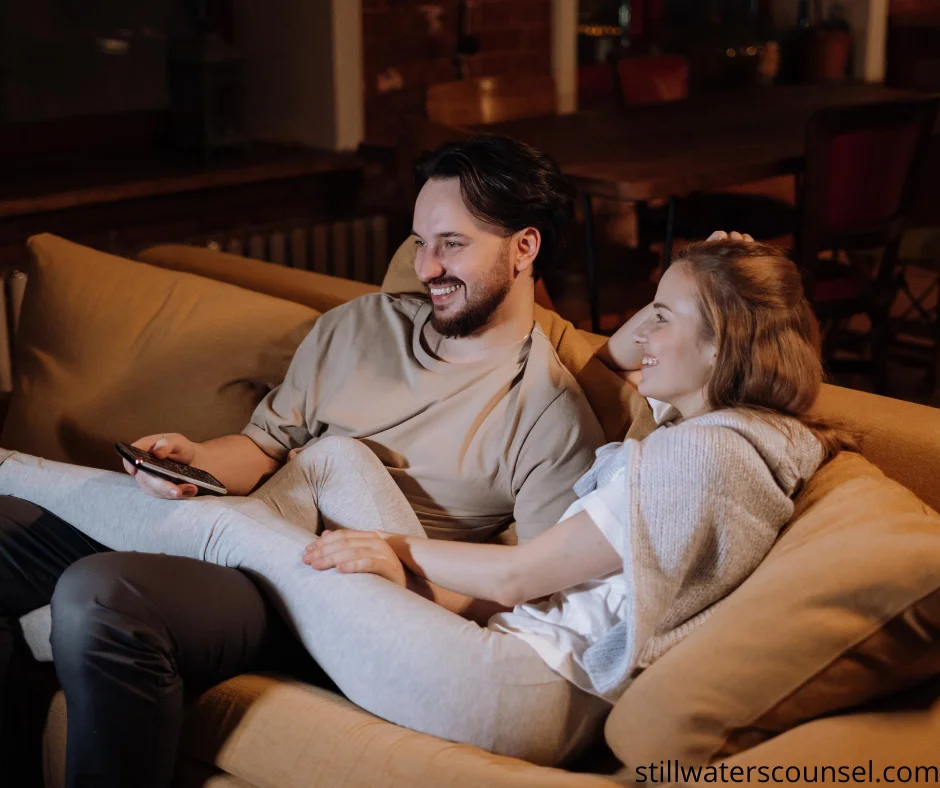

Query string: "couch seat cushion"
[605, 451, 940, 776]
[41, 677, 618, 788]
[3, 234, 319, 470]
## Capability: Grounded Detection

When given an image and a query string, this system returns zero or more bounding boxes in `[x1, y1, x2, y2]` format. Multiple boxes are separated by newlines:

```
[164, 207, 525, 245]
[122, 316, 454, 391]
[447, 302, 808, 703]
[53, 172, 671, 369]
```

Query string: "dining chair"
[578, 62, 618, 110]
[615, 54, 793, 266]
[615, 54, 690, 105]
[796, 95, 940, 394]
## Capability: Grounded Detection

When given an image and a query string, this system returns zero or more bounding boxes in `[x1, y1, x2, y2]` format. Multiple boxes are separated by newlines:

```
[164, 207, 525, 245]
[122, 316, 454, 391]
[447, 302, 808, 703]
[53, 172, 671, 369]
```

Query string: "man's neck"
[425, 297, 536, 364]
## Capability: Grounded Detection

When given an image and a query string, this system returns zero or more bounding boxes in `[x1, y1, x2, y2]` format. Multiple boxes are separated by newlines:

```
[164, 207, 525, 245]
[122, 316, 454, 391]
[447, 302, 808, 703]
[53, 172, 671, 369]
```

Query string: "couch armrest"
[811, 384, 940, 513]
[137, 244, 378, 313]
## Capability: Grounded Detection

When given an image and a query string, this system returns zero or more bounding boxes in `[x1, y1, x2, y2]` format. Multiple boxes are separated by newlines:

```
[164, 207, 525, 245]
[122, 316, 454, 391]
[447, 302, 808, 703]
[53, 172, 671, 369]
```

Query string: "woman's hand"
[303, 530, 407, 588]
[707, 230, 755, 242]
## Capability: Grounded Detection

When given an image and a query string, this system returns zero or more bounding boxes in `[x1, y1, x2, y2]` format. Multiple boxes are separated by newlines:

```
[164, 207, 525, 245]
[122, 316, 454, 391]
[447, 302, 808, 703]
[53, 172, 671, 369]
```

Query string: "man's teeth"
[430, 284, 461, 296]
[642, 356, 659, 367]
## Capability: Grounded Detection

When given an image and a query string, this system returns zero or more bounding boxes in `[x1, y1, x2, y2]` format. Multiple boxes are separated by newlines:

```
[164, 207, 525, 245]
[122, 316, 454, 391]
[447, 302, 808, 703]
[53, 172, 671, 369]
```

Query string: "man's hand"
[303, 530, 407, 588]
[707, 230, 755, 242]
[123, 433, 198, 499]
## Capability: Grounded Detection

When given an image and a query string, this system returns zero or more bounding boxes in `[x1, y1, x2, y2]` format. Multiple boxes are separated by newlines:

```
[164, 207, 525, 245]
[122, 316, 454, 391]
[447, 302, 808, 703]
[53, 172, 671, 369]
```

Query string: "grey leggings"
[0, 441, 608, 765]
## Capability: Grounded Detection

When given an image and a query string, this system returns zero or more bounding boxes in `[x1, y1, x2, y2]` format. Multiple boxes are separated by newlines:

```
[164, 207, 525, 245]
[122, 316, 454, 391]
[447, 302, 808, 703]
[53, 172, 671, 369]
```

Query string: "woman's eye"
[655, 312, 666, 323]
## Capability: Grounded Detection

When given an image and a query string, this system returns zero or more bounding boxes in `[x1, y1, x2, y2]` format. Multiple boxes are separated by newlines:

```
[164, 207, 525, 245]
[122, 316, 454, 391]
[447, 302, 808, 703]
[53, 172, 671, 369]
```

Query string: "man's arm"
[125, 433, 280, 498]
[190, 435, 280, 494]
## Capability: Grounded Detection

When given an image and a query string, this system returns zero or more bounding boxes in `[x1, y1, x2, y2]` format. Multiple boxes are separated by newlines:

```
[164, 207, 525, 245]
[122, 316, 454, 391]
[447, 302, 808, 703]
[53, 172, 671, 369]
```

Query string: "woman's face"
[635, 264, 717, 420]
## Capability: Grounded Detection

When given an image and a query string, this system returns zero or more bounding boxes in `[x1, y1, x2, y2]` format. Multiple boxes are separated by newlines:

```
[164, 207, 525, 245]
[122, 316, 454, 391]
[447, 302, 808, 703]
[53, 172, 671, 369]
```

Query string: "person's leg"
[1, 452, 608, 763]
[252, 436, 427, 537]
[51, 552, 272, 788]
[0, 439, 424, 560]
[0, 496, 110, 785]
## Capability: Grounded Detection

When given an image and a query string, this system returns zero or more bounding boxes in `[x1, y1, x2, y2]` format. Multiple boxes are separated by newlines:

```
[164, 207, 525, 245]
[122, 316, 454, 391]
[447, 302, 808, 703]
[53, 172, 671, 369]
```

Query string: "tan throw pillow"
[380, 237, 654, 443]
[2, 234, 319, 471]
[605, 451, 940, 775]
[137, 243, 380, 314]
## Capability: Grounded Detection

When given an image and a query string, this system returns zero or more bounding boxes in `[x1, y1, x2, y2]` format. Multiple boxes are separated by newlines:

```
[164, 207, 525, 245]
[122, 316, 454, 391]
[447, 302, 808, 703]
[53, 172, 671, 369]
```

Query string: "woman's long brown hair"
[672, 239, 855, 460]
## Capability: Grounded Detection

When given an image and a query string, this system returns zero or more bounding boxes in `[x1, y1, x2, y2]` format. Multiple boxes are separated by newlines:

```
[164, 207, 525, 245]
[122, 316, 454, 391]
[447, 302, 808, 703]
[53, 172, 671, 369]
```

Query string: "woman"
[0, 237, 845, 780]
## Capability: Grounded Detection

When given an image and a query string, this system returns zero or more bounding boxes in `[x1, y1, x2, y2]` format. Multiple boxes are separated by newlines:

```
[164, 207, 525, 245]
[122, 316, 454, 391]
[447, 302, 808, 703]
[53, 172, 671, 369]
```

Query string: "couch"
[3, 234, 939, 788]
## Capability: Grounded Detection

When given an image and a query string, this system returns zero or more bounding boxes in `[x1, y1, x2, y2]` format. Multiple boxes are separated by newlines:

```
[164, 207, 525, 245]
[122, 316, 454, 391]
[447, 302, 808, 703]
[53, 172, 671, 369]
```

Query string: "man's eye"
[444, 241, 460, 249]
[413, 238, 426, 248]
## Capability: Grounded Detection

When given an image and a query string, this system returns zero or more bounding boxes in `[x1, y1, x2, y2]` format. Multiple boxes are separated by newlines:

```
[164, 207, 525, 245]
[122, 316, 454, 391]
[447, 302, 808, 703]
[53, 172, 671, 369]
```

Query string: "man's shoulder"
[315, 292, 427, 330]
[525, 323, 590, 401]
[520, 325, 604, 439]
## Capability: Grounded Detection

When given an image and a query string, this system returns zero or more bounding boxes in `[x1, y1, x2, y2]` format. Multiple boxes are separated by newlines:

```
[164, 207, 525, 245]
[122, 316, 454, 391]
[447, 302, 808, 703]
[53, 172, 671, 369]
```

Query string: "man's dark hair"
[416, 134, 576, 278]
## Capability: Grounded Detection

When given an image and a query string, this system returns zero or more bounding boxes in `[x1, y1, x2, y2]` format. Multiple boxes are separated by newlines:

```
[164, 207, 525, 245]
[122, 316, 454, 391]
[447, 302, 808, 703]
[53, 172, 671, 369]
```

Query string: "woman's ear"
[512, 228, 541, 275]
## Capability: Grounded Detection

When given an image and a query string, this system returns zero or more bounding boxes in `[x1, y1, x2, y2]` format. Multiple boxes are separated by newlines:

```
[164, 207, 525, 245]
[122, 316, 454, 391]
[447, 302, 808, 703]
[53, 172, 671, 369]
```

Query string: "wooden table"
[478, 83, 914, 332]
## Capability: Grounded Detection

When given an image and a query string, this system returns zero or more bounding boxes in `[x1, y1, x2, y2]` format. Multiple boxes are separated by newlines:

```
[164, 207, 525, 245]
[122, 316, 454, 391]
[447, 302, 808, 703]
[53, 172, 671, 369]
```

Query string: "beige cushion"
[809, 383, 940, 514]
[137, 243, 379, 314]
[3, 234, 319, 471]
[605, 451, 940, 776]
[42, 678, 617, 788]
[718, 677, 940, 779]
[380, 238, 654, 443]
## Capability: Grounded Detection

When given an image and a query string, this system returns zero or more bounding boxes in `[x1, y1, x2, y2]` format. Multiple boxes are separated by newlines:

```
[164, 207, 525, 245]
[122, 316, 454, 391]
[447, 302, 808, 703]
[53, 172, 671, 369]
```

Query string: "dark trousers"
[0, 495, 323, 788]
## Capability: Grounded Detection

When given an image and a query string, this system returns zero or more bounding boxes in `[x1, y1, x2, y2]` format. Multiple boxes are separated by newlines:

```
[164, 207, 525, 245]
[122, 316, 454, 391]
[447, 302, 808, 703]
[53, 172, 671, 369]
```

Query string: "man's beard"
[428, 253, 514, 339]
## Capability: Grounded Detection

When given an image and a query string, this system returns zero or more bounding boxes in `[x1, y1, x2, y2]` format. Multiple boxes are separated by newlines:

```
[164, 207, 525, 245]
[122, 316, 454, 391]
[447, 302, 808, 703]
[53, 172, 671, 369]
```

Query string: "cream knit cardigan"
[574, 409, 824, 700]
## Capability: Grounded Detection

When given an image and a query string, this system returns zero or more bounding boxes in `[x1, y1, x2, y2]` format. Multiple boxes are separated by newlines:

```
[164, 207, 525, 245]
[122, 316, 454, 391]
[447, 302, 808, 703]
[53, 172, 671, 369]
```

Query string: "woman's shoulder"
[651, 408, 824, 493]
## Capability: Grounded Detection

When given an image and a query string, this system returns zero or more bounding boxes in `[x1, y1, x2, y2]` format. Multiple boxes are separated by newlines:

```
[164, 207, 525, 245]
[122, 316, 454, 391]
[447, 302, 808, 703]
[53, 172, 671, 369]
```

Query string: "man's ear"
[511, 228, 541, 275]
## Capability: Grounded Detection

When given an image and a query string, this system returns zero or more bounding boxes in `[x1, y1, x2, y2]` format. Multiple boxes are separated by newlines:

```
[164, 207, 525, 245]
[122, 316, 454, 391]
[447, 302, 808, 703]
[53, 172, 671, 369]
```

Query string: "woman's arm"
[399, 510, 621, 605]
[594, 303, 654, 374]
[305, 511, 621, 608]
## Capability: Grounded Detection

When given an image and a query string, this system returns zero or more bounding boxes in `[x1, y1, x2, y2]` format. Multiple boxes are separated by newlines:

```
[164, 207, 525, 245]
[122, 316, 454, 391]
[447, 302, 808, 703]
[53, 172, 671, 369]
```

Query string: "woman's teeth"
[642, 356, 659, 367]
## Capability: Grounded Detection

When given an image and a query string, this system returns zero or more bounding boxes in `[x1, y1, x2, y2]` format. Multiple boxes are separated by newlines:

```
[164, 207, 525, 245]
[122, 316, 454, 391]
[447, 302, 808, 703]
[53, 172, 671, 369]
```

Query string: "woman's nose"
[634, 324, 650, 344]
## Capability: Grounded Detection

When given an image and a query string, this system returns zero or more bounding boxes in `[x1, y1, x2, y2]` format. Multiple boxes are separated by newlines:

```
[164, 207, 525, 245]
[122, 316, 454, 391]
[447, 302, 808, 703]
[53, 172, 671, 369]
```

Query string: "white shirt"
[487, 398, 676, 699]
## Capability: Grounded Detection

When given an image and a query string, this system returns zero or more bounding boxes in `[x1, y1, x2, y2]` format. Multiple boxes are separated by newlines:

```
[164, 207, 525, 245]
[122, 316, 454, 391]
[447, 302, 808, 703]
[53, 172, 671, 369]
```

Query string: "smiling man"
[0, 135, 608, 786]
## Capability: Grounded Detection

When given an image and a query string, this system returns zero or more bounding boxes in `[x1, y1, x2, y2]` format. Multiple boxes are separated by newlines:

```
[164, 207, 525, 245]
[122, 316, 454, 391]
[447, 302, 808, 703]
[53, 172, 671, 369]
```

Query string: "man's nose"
[415, 248, 444, 283]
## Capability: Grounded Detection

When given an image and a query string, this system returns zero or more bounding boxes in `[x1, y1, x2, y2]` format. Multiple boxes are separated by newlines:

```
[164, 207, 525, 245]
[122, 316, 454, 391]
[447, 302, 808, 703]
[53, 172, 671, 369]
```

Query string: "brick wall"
[363, 0, 553, 144]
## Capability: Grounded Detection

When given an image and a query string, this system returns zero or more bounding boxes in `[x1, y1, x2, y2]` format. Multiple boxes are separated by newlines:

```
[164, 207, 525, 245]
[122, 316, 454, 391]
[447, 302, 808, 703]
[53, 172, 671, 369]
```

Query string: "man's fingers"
[121, 459, 138, 477]
[134, 470, 186, 500]
[707, 230, 729, 241]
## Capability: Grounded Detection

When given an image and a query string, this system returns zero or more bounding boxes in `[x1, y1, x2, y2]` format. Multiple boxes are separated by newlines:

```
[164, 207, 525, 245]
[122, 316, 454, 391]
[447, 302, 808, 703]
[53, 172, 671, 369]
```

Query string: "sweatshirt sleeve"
[241, 320, 326, 461]
[511, 387, 606, 542]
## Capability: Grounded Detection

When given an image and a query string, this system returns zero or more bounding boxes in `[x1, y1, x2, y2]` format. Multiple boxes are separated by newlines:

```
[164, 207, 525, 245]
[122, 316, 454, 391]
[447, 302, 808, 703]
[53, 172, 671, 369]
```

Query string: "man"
[0, 135, 605, 786]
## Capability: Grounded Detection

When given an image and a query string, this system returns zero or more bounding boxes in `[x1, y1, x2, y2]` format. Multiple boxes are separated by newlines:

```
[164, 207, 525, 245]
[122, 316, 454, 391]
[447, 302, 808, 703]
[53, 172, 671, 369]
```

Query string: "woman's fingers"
[707, 230, 755, 243]
[303, 531, 405, 585]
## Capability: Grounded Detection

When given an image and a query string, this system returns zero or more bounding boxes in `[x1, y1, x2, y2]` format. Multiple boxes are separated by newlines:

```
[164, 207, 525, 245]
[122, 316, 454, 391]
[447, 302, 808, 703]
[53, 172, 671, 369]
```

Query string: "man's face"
[411, 178, 516, 338]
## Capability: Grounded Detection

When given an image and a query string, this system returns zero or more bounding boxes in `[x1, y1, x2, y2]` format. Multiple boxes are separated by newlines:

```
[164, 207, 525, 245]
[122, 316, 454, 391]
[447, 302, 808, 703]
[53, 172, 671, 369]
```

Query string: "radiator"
[1, 269, 26, 393]
[198, 215, 391, 285]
